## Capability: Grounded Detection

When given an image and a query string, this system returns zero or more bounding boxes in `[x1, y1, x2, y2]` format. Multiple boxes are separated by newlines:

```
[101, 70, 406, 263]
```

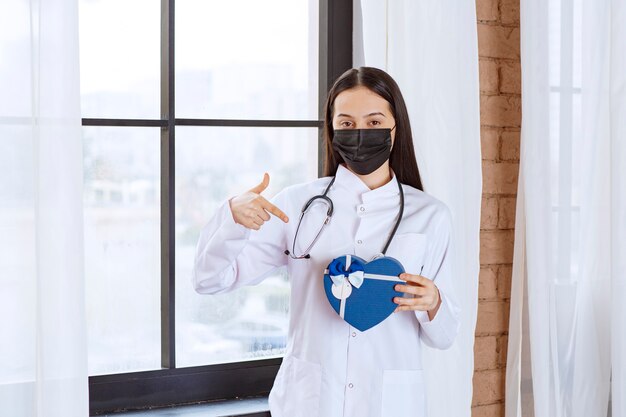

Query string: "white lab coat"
[193, 163, 461, 417]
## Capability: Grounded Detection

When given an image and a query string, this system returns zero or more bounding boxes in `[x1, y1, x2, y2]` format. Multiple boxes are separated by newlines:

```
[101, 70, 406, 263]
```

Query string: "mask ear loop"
[388, 125, 397, 153]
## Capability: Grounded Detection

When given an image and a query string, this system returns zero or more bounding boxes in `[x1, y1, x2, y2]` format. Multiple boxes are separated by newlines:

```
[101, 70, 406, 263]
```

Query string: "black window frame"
[86, 0, 352, 414]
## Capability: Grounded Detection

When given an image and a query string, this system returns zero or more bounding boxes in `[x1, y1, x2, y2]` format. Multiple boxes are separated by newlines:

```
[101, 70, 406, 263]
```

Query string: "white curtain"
[0, 0, 89, 416]
[354, 1, 481, 416]
[506, 0, 626, 415]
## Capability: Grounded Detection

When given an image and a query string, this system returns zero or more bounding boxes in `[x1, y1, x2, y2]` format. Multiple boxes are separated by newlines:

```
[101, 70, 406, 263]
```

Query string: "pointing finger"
[259, 197, 289, 223]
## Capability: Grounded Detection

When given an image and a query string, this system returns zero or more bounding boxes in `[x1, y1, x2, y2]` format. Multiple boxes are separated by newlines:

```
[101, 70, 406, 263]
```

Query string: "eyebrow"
[336, 112, 387, 118]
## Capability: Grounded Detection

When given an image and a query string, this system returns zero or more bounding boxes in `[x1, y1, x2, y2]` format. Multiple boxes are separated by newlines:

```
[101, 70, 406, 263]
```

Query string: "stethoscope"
[284, 172, 405, 259]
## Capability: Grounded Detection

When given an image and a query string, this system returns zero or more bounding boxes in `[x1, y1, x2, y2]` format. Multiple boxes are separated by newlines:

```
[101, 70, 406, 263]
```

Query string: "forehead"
[333, 86, 391, 117]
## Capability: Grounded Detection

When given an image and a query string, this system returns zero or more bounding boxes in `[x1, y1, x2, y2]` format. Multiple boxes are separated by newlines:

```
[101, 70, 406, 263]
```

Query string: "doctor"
[193, 66, 461, 417]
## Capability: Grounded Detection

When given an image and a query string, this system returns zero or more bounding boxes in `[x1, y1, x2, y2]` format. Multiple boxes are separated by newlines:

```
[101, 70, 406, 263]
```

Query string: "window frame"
[86, 0, 352, 414]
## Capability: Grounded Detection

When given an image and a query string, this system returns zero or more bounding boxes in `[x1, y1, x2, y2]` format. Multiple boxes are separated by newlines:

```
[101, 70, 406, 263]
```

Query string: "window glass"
[176, 0, 319, 120]
[79, 0, 160, 118]
[175, 126, 318, 367]
[83, 126, 161, 375]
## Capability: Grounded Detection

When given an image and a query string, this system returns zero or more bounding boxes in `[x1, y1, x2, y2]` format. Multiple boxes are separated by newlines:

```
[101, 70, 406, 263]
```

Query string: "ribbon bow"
[327, 254, 365, 289]
[330, 269, 364, 289]
[324, 255, 365, 318]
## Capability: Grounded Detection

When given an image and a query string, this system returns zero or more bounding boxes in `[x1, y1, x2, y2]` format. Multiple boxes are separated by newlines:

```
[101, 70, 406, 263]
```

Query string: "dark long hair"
[322, 67, 423, 191]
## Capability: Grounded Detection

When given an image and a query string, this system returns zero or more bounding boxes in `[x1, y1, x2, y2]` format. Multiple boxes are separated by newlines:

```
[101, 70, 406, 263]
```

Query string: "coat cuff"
[414, 289, 458, 348]
[221, 196, 251, 238]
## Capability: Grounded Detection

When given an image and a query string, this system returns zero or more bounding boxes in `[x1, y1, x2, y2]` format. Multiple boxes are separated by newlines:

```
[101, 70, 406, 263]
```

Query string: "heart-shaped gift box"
[323, 254, 405, 332]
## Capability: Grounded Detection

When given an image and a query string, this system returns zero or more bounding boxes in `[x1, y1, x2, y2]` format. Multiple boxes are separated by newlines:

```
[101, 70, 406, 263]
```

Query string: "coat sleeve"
[192, 189, 289, 295]
[414, 204, 461, 350]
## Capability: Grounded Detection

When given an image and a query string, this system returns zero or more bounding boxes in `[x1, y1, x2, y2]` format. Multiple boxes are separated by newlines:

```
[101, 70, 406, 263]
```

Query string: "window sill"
[104, 397, 270, 417]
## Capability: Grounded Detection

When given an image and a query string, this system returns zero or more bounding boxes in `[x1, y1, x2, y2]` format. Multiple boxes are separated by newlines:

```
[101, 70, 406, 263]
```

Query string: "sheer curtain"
[354, 1, 481, 416]
[506, 0, 626, 416]
[0, 0, 88, 416]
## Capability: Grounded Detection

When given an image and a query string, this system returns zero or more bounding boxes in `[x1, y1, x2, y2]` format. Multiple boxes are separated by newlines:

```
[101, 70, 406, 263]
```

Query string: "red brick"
[500, 60, 521, 94]
[498, 196, 517, 229]
[482, 161, 519, 194]
[472, 369, 505, 405]
[480, 59, 500, 94]
[475, 299, 510, 335]
[478, 24, 520, 60]
[476, 0, 500, 22]
[480, 95, 522, 127]
[481, 127, 500, 161]
[479, 266, 499, 299]
[497, 335, 509, 368]
[500, 0, 521, 25]
[500, 130, 521, 161]
[497, 264, 513, 299]
[475, 335, 498, 370]
[480, 229, 515, 264]
[481, 197, 499, 230]
[472, 402, 504, 417]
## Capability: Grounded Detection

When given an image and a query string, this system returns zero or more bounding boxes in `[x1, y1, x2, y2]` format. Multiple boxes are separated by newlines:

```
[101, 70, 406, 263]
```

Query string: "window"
[81, 0, 352, 413]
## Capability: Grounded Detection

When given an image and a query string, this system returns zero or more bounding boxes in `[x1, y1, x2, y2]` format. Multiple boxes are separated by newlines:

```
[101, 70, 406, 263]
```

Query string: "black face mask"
[332, 127, 395, 175]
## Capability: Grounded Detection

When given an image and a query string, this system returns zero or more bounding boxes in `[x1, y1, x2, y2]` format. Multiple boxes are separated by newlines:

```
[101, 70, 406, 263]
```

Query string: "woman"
[192, 67, 461, 417]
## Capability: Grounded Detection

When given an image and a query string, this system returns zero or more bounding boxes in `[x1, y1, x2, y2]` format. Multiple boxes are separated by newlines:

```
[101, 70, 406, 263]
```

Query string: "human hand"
[229, 173, 289, 230]
[393, 272, 441, 317]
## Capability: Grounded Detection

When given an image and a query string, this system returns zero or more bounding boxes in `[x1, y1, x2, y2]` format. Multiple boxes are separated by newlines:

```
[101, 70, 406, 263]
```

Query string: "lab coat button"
[357, 240, 362, 244]
[351, 332, 356, 337]
[348, 383, 354, 388]
[359, 206, 365, 212]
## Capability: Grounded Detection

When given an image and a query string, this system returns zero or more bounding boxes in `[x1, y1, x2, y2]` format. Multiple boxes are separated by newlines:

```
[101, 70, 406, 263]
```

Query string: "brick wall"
[473, 0, 521, 415]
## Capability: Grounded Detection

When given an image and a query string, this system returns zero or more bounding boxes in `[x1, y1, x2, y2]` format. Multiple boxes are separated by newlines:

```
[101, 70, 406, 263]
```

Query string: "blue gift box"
[323, 254, 405, 332]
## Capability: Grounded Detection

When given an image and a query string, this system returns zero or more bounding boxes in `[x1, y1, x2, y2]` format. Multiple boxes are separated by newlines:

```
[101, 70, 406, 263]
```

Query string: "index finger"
[259, 197, 289, 223]
[399, 273, 431, 286]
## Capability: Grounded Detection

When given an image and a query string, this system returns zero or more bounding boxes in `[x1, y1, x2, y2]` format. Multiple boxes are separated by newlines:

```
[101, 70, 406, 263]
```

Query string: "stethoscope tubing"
[285, 173, 404, 259]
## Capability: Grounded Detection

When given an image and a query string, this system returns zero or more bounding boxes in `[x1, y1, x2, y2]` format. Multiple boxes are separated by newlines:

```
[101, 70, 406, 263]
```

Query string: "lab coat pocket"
[381, 369, 426, 417]
[386, 233, 427, 276]
[269, 355, 322, 417]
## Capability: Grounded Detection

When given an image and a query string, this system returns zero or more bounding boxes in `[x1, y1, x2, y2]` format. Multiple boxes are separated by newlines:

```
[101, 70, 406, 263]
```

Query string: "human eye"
[369, 120, 382, 127]
[339, 120, 353, 128]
